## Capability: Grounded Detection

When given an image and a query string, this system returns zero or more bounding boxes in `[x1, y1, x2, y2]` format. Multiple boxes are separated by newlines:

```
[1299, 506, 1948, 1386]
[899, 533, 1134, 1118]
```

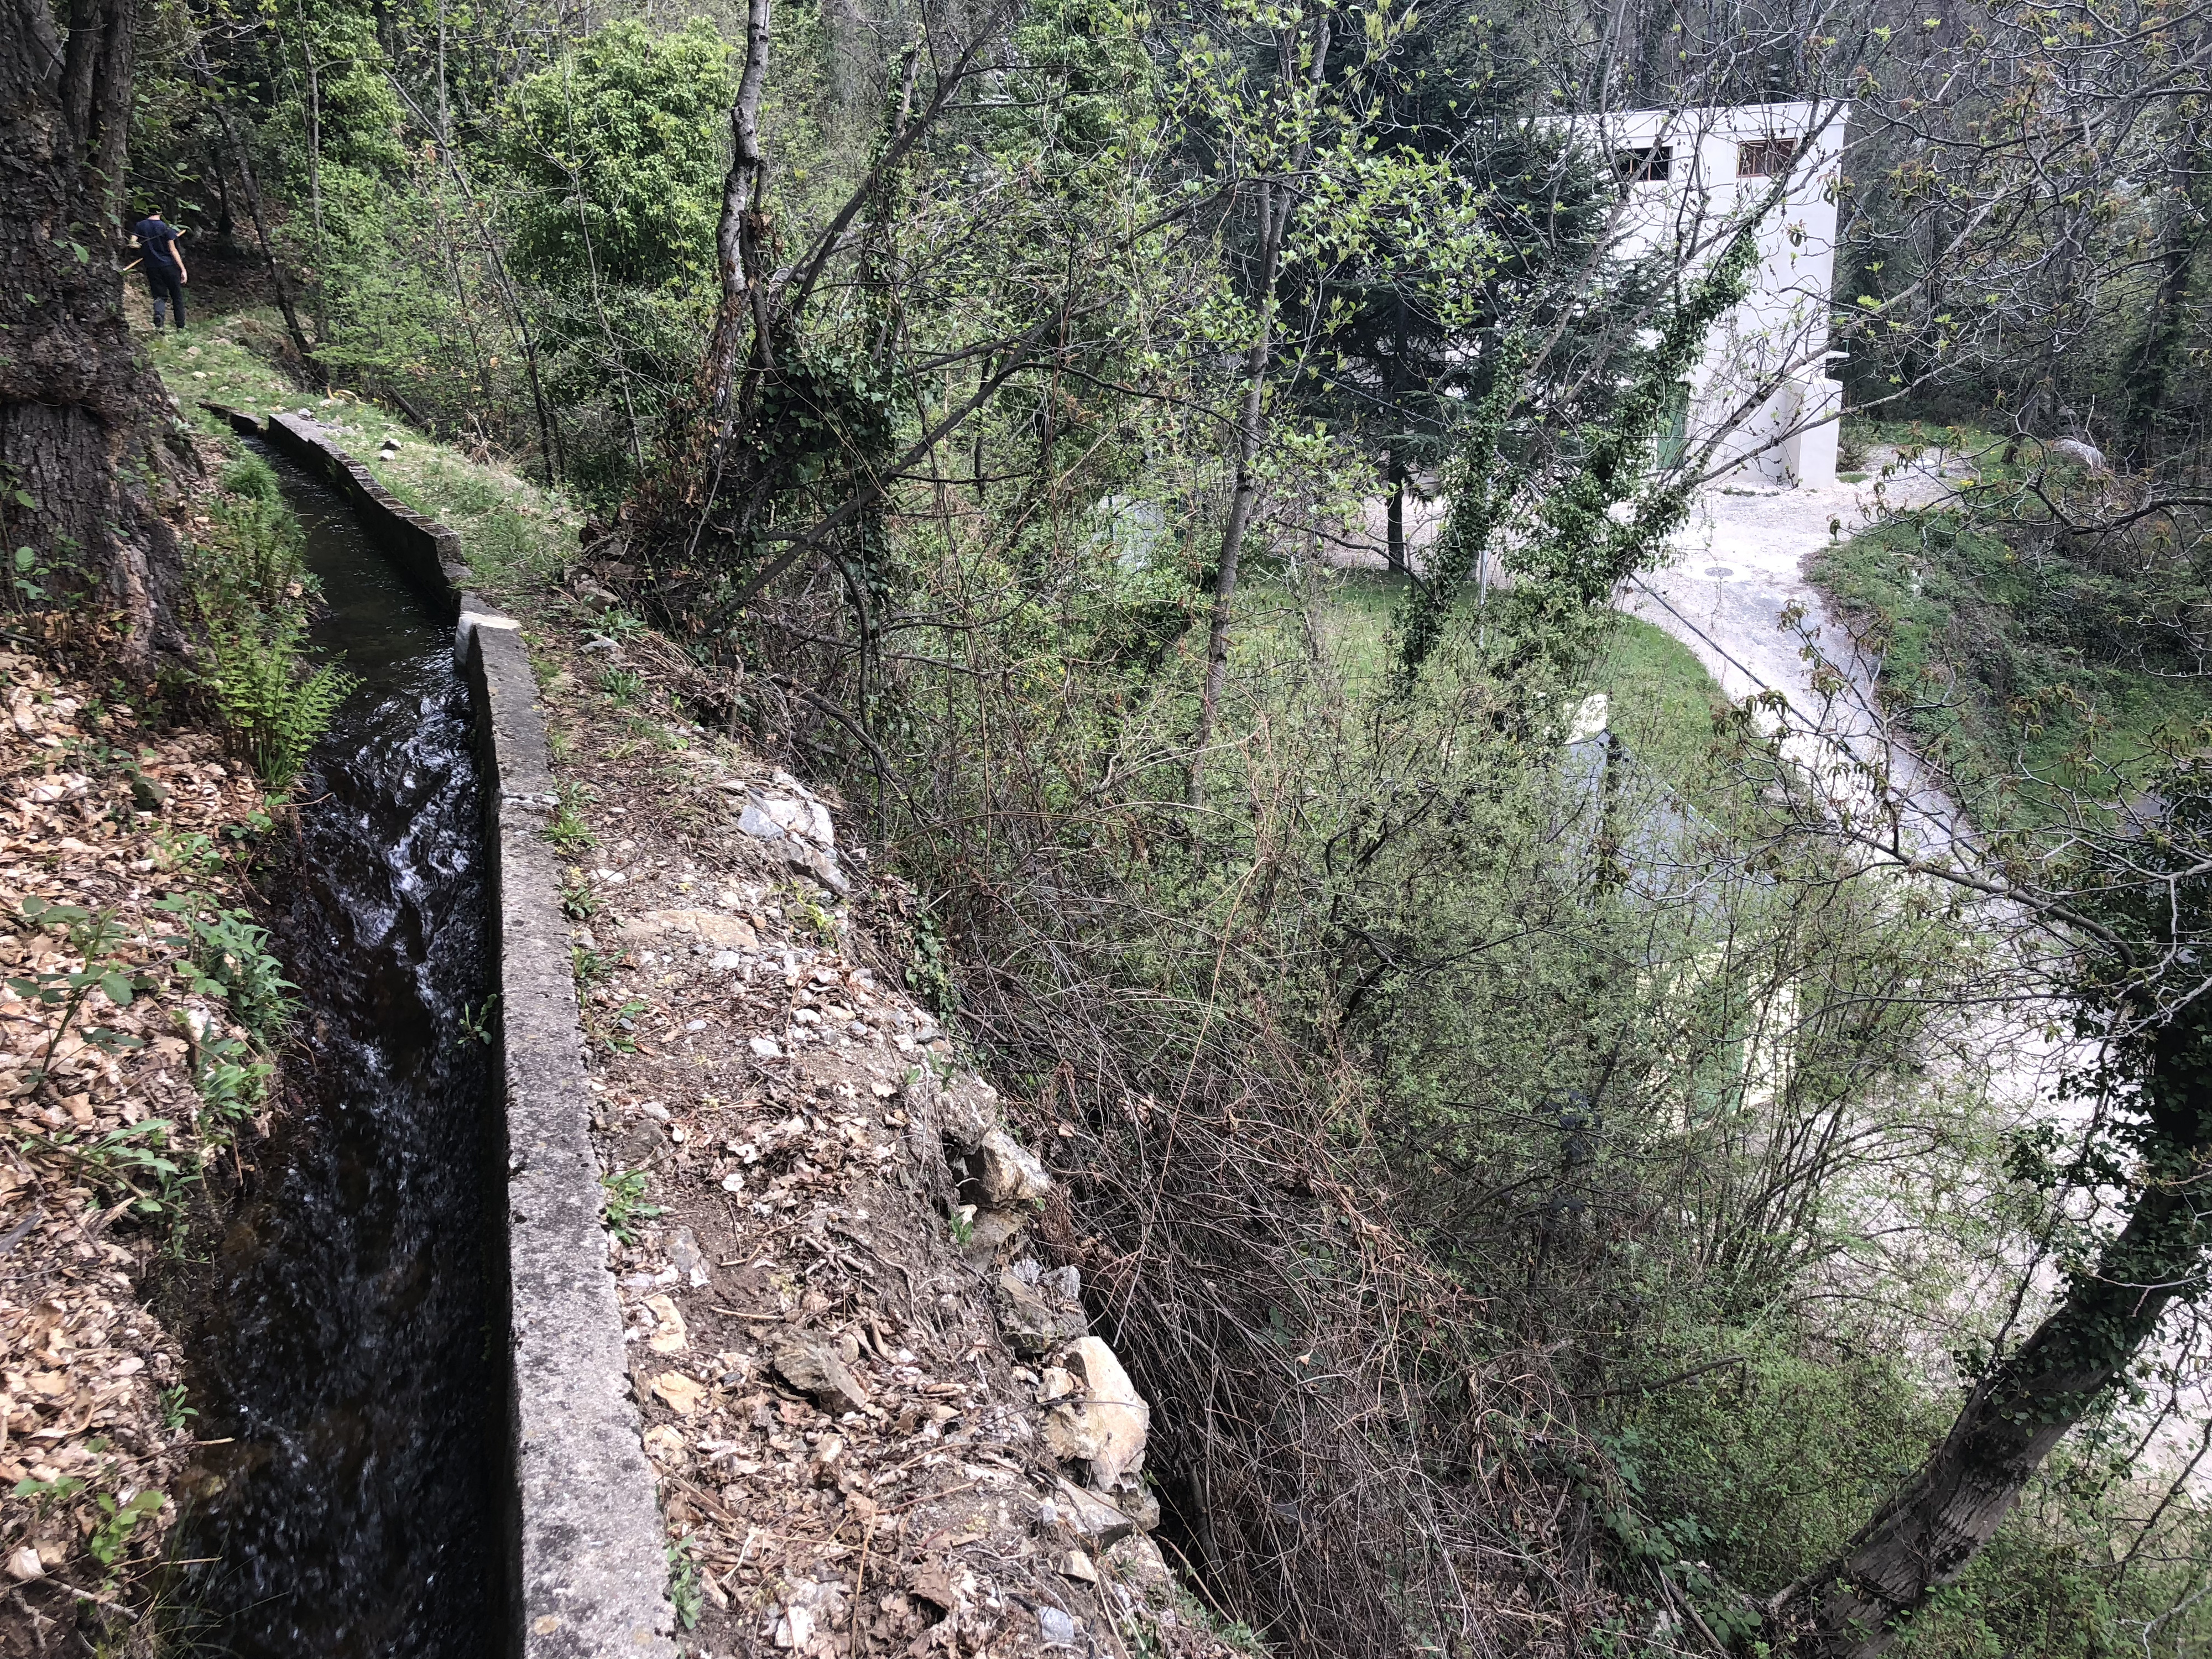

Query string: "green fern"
[202, 621, 356, 790]
[186, 457, 358, 788]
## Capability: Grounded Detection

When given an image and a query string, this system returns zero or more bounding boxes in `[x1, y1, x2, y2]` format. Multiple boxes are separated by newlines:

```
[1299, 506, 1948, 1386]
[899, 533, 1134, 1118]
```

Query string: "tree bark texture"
[1769, 1019, 2211, 1656]
[701, 0, 775, 434]
[2, 0, 184, 666]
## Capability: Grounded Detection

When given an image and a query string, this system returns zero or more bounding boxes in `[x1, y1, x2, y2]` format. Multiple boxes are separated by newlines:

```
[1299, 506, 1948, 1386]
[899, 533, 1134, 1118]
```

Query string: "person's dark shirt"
[133, 217, 180, 275]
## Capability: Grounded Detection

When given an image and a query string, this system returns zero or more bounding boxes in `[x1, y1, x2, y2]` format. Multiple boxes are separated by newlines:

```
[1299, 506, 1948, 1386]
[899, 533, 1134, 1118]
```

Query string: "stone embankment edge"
[206, 405, 677, 1659]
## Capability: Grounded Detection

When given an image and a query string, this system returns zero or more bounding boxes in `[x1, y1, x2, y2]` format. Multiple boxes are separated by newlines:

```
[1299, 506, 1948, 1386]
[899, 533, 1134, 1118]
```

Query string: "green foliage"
[456, 995, 498, 1046]
[594, 995, 649, 1055]
[1812, 503, 2212, 822]
[601, 1167, 661, 1244]
[13, 1475, 87, 1506]
[559, 869, 599, 920]
[49, 1120, 186, 1215]
[121, 3, 2212, 1646]
[155, 893, 296, 1046]
[666, 1535, 703, 1631]
[185, 457, 357, 787]
[158, 1385, 197, 1432]
[201, 623, 357, 790]
[373, 439, 582, 591]
[8, 900, 150, 1084]
[1604, 1332, 1944, 1597]
[13, 543, 51, 607]
[545, 790, 595, 852]
[499, 20, 735, 290]
[907, 907, 956, 1019]
[190, 1030, 273, 1131]
[1399, 229, 1762, 685]
[86, 1489, 166, 1569]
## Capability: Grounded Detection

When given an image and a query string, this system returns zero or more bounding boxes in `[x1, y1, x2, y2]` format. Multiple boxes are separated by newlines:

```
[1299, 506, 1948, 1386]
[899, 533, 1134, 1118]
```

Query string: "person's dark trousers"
[146, 268, 185, 328]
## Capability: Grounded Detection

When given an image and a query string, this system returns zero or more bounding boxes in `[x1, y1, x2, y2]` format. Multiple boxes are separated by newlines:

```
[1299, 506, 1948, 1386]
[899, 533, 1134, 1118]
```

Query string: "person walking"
[129, 208, 189, 331]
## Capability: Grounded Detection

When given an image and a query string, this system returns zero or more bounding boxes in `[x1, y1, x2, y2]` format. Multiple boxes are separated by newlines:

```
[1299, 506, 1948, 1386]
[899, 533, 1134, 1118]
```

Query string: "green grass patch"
[147, 305, 581, 596]
[146, 319, 315, 436]
[1811, 508, 2212, 822]
[1592, 616, 1731, 785]
[1241, 567, 1729, 790]
[372, 446, 578, 594]
[1292, 566, 1412, 685]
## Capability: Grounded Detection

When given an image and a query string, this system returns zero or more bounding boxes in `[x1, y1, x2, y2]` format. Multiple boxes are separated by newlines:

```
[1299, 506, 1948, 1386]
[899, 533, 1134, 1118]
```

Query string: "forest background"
[17, 0, 2212, 1650]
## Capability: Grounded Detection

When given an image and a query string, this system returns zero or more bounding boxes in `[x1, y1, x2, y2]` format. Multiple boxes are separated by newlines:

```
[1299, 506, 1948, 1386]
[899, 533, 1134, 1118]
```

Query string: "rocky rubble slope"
[534, 613, 1240, 1659]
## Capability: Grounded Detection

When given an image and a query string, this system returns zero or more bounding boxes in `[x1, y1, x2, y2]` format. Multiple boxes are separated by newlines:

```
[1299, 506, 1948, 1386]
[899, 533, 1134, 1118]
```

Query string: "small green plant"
[667, 1535, 703, 1630]
[227, 805, 276, 846]
[220, 451, 281, 502]
[948, 1208, 976, 1245]
[49, 1120, 185, 1214]
[547, 726, 576, 761]
[787, 892, 839, 948]
[154, 828, 225, 874]
[7, 900, 150, 1084]
[594, 995, 650, 1055]
[909, 906, 956, 1018]
[602, 1168, 662, 1244]
[157, 895, 294, 1045]
[546, 785, 596, 853]
[12, 543, 50, 606]
[456, 995, 499, 1047]
[598, 667, 644, 706]
[570, 943, 613, 987]
[187, 462, 356, 787]
[13, 1474, 87, 1506]
[189, 1029, 272, 1133]
[158, 1385, 197, 1431]
[560, 870, 599, 920]
[86, 1488, 166, 1568]
[202, 623, 357, 789]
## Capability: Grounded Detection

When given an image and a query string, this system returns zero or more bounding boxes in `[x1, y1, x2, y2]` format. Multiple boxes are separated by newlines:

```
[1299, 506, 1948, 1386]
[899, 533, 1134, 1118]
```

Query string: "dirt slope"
[526, 606, 1239, 1659]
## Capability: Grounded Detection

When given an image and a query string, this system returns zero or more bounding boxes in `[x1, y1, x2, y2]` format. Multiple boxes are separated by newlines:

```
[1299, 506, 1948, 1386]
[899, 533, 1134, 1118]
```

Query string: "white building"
[1558, 101, 1849, 488]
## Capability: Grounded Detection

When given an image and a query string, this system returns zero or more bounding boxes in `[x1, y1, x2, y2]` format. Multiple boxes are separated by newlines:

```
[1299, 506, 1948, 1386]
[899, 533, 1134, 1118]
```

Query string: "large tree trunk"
[2, 0, 184, 670]
[1768, 1020, 2210, 1657]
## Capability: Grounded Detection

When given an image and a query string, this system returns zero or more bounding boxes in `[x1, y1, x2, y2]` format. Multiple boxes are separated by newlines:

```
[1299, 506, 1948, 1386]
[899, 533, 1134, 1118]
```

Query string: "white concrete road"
[1623, 455, 1976, 851]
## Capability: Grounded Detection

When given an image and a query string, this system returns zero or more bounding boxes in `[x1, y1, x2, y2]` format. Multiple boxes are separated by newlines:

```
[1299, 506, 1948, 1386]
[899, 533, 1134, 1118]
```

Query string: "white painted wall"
[1557, 102, 1848, 488]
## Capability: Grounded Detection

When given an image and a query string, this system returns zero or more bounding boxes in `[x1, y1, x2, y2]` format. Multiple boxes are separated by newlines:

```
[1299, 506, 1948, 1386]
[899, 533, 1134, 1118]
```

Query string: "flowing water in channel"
[176, 444, 499, 1656]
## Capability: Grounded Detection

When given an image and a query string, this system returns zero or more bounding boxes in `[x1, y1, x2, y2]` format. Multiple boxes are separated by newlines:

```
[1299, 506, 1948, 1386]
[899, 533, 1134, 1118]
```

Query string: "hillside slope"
[520, 605, 1238, 1658]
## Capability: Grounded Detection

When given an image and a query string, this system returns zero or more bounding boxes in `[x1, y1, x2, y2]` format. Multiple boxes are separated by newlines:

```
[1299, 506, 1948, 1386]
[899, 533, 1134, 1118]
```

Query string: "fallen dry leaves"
[0, 635, 280, 1653]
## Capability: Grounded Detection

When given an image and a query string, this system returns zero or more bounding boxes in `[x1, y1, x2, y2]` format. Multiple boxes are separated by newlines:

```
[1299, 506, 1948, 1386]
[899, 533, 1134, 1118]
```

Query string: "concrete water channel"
[178, 410, 676, 1657]
[176, 436, 500, 1655]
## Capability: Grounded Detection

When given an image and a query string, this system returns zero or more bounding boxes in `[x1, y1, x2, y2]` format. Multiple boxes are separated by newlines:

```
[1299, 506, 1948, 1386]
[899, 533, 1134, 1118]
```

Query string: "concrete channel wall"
[206, 406, 677, 1659]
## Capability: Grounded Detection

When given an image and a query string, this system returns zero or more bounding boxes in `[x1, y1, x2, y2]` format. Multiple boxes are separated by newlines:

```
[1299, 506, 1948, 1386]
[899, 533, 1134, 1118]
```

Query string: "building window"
[1737, 137, 1799, 178]
[1615, 145, 1672, 185]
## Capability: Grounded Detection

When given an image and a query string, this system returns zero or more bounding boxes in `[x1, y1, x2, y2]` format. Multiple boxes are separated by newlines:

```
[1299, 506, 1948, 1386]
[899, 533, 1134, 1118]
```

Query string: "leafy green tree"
[498, 19, 734, 291]
[1278, 6, 1615, 570]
